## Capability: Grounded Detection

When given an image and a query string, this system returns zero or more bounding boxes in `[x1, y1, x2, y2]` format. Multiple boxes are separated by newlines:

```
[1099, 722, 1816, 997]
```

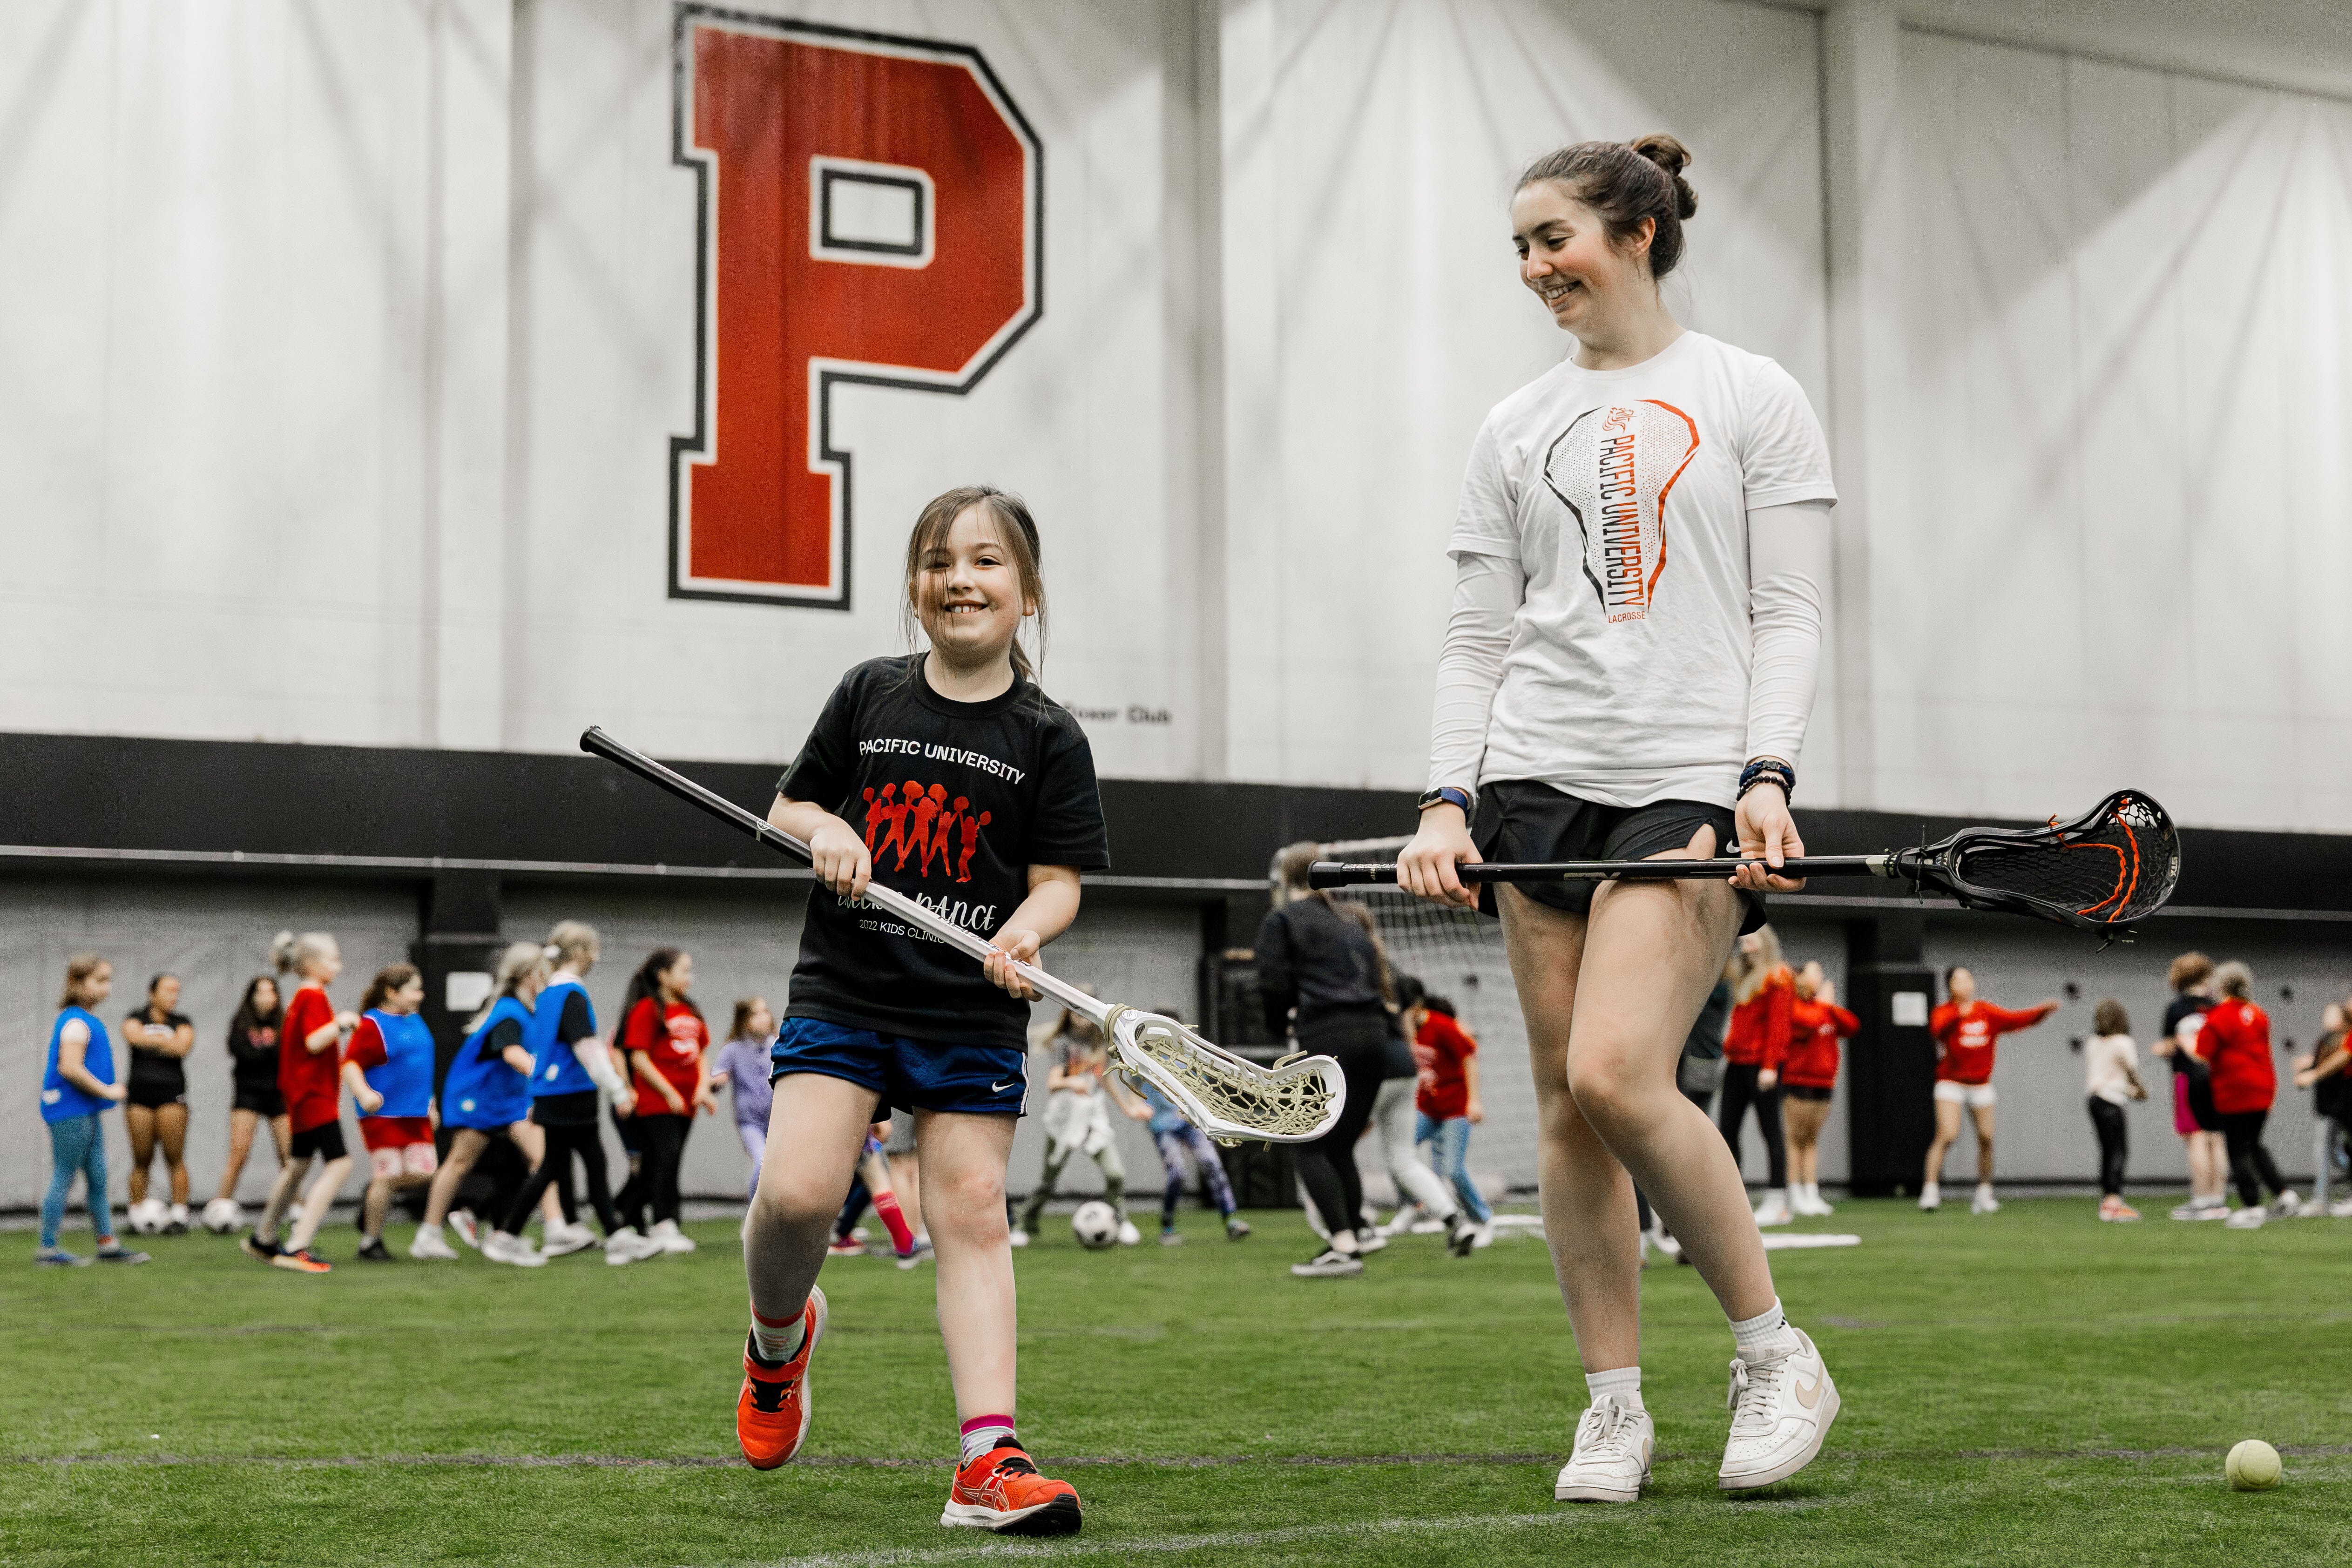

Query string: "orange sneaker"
[941, 1442, 1082, 1535]
[736, 1286, 825, 1470]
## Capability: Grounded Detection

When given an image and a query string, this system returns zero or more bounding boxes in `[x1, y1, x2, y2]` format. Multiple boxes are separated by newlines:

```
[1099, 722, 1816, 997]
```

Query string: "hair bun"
[1629, 132, 1697, 220]
[270, 930, 299, 972]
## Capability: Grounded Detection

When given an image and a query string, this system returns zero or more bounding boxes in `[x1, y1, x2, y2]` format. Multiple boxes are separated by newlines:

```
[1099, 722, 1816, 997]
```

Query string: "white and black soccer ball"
[1070, 1200, 1121, 1250]
[128, 1198, 170, 1236]
[202, 1197, 246, 1235]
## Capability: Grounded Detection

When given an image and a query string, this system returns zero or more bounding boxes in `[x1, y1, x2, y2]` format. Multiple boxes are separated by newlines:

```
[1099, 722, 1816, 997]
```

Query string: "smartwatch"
[1417, 786, 1473, 816]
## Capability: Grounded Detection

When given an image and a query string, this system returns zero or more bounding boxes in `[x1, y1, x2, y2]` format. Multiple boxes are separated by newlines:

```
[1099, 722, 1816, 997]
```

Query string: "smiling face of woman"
[1511, 181, 1655, 337]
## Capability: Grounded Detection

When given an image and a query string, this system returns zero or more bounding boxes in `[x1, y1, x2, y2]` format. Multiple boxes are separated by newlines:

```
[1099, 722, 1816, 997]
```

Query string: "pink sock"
[874, 1190, 916, 1256]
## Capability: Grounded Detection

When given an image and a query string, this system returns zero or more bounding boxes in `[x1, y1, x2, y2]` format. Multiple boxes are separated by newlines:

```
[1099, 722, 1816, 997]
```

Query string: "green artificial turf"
[4, 1197, 2348, 1566]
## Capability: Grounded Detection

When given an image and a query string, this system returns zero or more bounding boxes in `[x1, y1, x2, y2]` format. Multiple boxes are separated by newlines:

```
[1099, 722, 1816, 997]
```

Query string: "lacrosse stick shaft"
[1308, 853, 1899, 888]
[578, 727, 1114, 1027]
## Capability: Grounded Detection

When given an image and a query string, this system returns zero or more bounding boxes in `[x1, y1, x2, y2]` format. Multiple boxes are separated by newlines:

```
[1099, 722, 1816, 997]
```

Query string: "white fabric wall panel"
[1222, 0, 1832, 791]
[1892, 32, 2352, 831]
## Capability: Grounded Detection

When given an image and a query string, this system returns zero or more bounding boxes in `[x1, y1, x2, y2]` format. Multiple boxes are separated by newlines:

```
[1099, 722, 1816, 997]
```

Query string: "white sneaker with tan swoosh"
[1554, 1394, 1652, 1502]
[1717, 1327, 1838, 1491]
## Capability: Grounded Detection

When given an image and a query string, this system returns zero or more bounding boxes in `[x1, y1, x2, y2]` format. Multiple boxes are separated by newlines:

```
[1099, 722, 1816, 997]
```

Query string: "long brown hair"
[360, 964, 421, 1012]
[728, 996, 770, 1043]
[901, 485, 1047, 682]
[1730, 927, 1786, 1004]
[59, 953, 108, 1008]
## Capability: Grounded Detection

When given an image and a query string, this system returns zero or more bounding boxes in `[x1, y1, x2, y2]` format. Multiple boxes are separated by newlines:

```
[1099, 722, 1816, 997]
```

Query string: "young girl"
[1115, 1066, 1249, 1245]
[122, 973, 196, 1234]
[2292, 1001, 2350, 1215]
[1922, 966, 2059, 1215]
[2200, 961, 2297, 1229]
[2083, 998, 2146, 1222]
[1720, 928, 1795, 1225]
[713, 996, 778, 1204]
[616, 947, 714, 1256]
[38, 955, 147, 1266]
[829, 1122, 928, 1267]
[417, 942, 568, 1261]
[740, 485, 1106, 1537]
[1779, 964, 1854, 1217]
[1413, 993, 1490, 1246]
[1016, 1006, 1135, 1248]
[2156, 952, 2228, 1219]
[499, 922, 652, 1266]
[341, 965, 438, 1260]
[248, 932, 358, 1273]
[1396, 135, 1842, 1500]
[206, 975, 288, 1233]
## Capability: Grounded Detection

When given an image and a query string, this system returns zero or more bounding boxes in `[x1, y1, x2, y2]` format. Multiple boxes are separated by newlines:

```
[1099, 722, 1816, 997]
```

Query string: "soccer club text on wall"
[669, 7, 1044, 608]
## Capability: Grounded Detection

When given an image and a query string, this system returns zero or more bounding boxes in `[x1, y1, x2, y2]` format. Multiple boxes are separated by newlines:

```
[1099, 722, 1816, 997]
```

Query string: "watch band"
[1417, 786, 1473, 815]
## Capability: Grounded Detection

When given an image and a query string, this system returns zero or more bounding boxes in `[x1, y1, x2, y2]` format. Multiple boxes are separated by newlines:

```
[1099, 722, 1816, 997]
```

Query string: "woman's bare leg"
[1970, 1104, 1997, 1183]
[1924, 1100, 1963, 1189]
[126, 1105, 157, 1205]
[1784, 1099, 1830, 1186]
[157, 1103, 190, 1206]
[219, 1108, 259, 1201]
[913, 1109, 1020, 1420]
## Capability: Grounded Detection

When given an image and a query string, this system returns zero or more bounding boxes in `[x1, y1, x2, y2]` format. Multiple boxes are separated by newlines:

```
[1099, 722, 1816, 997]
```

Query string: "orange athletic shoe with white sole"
[940, 1442, 1082, 1535]
[736, 1286, 826, 1470]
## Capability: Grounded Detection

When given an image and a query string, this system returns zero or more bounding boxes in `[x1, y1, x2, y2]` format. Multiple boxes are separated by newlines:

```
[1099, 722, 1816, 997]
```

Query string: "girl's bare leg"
[158, 1103, 190, 1206]
[424, 1129, 491, 1226]
[219, 1108, 259, 1201]
[912, 1108, 1020, 1420]
[287, 1156, 352, 1250]
[1924, 1100, 1963, 1189]
[1784, 1099, 1830, 1186]
[127, 1105, 157, 1205]
[257, 1156, 307, 1243]
[1971, 1104, 1997, 1183]
[745, 1075, 881, 1323]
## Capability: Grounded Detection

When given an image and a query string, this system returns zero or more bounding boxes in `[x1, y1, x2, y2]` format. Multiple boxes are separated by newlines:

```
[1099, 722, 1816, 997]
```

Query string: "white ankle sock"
[1730, 1298, 1797, 1354]
[1760, 1187, 1785, 1207]
[1584, 1366, 1643, 1412]
[418, 1222, 442, 1241]
[751, 1304, 807, 1364]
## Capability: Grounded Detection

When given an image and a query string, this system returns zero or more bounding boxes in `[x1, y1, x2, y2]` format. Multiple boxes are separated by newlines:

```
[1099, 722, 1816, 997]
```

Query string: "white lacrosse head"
[1107, 1007, 1345, 1144]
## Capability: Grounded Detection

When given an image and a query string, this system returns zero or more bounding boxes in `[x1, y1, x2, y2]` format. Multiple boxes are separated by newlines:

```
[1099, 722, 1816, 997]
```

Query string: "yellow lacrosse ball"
[2225, 1439, 2281, 1491]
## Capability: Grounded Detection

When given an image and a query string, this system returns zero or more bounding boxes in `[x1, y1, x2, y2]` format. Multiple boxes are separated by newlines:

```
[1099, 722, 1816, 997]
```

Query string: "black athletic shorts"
[233, 1079, 286, 1117]
[1783, 1083, 1834, 1102]
[290, 1122, 349, 1162]
[1470, 780, 1766, 934]
[126, 1079, 188, 1109]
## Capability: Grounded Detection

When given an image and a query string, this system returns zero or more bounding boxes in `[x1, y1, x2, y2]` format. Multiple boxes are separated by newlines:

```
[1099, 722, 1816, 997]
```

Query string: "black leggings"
[619, 1115, 689, 1232]
[2087, 1096, 2128, 1197]
[1717, 1063, 1786, 1188]
[505, 1122, 620, 1237]
[1291, 1019, 1391, 1241]
[2219, 1108, 2287, 1208]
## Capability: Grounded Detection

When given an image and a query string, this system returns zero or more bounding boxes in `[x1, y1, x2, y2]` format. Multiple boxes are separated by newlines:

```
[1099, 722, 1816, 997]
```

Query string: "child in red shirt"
[1921, 966, 2058, 1215]
[615, 947, 715, 1254]
[250, 932, 358, 1273]
[1781, 963, 1857, 1217]
[1414, 997, 1489, 1228]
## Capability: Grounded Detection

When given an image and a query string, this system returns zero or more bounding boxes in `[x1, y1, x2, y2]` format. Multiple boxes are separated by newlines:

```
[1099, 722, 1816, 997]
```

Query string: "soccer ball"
[202, 1197, 246, 1236]
[128, 1198, 169, 1236]
[1070, 1200, 1121, 1250]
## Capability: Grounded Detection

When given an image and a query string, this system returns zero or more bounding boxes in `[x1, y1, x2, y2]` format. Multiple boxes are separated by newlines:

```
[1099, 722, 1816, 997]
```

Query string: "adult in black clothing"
[1257, 843, 1392, 1277]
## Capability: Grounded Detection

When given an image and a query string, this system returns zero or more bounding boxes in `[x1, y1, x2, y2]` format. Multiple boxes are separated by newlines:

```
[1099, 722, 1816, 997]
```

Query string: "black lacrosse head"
[1896, 791, 2180, 934]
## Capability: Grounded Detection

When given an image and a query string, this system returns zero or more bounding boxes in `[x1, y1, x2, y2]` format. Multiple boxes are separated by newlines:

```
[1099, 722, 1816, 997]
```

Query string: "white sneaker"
[1116, 1219, 1142, 1247]
[1376, 1206, 1424, 1238]
[604, 1226, 656, 1265]
[1352, 1228, 1387, 1254]
[1471, 1222, 1495, 1250]
[2330, 1196, 2352, 1219]
[410, 1228, 461, 1261]
[1717, 1328, 1838, 1491]
[1554, 1395, 1653, 1502]
[1919, 1182, 1941, 1212]
[2266, 1190, 2301, 1218]
[2293, 1196, 2332, 1218]
[540, 1221, 598, 1257]
[1752, 1192, 1793, 1228]
[2171, 1197, 2227, 1221]
[1793, 1188, 1836, 1217]
[449, 1210, 481, 1250]
[1408, 1215, 1450, 1235]
[1971, 1186, 2001, 1216]
[483, 1231, 548, 1267]
[2224, 1207, 2266, 1230]
[649, 1219, 698, 1255]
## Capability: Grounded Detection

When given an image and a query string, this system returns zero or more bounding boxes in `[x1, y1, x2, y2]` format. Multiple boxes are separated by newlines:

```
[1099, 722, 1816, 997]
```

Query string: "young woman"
[2155, 953, 2228, 1219]
[2083, 998, 2146, 1222]
[498, 921, 653, 1266]
[121, 973, 196, 1234]
[341, 965, 438, 1260]
[741, 485, 1105, 1537]
[1256, 845, 1392, 1277]
[714, 996, 779, 1204]
[1016, 1005, 1135, 1248]
[1720, 928, 1796, 1226]
[417, 942, 569, 1261]
[2291, 1001, 2350, 1215]
[37, 955, 148, 1266]
[2199, 962, 2297, 1229]
[1922, 967, 2058, 1215]
[1396, 135, 1842, 1500]
[1781, 963, 1856, 1218]
[616, 947, 715, 1256]
[248, 931, 358, 1274]
[206, 975, 288, 1233]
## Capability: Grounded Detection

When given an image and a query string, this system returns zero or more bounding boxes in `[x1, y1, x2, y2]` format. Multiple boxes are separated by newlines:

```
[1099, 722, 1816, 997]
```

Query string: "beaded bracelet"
[1737, 758, 1796, 802]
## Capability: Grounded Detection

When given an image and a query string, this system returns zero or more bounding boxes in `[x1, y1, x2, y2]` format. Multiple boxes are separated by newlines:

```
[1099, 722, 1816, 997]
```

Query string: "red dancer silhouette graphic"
[898, 783, 945, 871]
[922, 796, 966, 878]
[957, 810, 991, 883]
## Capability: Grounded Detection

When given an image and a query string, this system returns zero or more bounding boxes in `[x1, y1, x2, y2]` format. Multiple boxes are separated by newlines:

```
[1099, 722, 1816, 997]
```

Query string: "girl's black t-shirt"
[777, 656, 1110, 1047]
[126, 1009, 194, 1091]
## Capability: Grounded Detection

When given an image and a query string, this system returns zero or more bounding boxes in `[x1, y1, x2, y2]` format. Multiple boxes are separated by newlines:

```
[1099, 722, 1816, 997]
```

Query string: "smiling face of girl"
[912, 505, 1034, 675]
[385, 973, 427, 1014]
[1511, 181, 1656, 339]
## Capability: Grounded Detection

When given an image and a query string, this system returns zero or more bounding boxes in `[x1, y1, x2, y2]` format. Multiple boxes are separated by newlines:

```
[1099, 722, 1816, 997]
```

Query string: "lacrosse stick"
[1310, 790, 2179, 937]
[579, 728, 1344, 1143]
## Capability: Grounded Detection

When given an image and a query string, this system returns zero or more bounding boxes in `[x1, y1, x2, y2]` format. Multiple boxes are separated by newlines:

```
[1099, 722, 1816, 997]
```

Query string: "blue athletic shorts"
[770, 1017, 1028, 1118]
